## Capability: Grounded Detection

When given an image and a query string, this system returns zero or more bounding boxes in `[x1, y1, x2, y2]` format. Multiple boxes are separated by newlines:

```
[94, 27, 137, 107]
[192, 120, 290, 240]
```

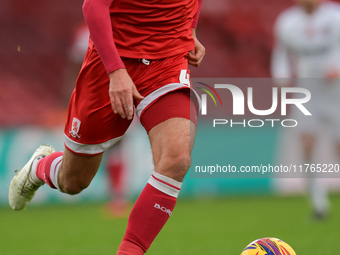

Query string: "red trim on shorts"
[140, 90, 198, 133]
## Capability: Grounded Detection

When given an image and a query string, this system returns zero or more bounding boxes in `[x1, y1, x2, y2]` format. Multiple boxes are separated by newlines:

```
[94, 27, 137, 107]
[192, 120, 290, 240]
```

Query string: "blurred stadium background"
[1, 0, 340, 254]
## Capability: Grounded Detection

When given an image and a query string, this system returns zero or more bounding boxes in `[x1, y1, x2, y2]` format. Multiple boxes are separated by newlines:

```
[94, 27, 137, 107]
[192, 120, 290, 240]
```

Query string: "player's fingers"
[188, 59, 199, 67]
[109, 92, 118, 114]
[195, 52, 205, 67]
[195, 48, 205, 60]
[187, 51, 199, 61]
[187, 52, 199, 67]
[122, 92, 134, 120]
[115, 96, 126, 119]
[191, 49, 205, 67]
[188, 54, 201, 67]
[132, 86, 144, 101]
[188, 48, 205, 67]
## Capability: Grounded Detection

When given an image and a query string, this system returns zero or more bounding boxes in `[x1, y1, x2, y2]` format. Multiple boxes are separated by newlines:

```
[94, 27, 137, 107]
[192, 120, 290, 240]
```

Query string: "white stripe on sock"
[50, 156, 63, 191]
[30, 156, 45, 184]
[152, 171, 182, 189]
[148, 171, 182, 198]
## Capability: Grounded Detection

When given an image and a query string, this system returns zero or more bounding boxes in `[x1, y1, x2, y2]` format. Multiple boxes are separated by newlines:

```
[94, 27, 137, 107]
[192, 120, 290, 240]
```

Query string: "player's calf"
[58, 175, 92, 195]
[55, 149, 103, 195]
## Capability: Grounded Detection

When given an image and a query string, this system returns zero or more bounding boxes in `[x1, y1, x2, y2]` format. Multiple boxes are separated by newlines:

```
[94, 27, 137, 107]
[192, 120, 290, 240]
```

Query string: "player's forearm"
[192, 0, 203, 29]
[82, 0, 125, 74]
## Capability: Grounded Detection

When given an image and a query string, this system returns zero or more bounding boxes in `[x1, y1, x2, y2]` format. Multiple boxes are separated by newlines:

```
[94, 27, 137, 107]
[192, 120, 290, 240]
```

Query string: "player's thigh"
[148, 117, 196, 181]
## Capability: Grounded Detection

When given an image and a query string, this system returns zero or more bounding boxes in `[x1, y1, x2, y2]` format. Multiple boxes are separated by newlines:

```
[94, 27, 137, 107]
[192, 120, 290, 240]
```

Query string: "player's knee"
[59, 177, 91, 195]
[158, 152, 192, 181]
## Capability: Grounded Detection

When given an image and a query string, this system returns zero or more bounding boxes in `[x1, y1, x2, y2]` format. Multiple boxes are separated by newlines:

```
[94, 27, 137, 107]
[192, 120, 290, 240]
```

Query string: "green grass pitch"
[1, 194, 340, 254]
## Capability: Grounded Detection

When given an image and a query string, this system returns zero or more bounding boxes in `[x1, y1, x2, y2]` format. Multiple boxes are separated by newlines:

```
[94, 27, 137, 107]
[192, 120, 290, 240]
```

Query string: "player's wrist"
[192, 28, 197, 39]
[109, 68, 128, 78]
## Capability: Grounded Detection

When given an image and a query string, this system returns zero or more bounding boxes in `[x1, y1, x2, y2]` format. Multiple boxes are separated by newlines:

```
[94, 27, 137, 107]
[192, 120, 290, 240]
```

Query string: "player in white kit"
[271, 0, 340, 219]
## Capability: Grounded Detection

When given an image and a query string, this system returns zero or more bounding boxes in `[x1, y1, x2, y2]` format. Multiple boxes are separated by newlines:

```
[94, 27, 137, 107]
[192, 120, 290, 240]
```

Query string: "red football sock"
[107, 152, 125, 198]
[117, 172, 181, 254]
[116, 240, 144, 255]
[35, 151, 64, 189]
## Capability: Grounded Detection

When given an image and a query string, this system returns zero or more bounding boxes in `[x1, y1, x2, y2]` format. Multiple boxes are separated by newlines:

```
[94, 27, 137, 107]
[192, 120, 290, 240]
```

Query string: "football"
[241, 237, 296, 255]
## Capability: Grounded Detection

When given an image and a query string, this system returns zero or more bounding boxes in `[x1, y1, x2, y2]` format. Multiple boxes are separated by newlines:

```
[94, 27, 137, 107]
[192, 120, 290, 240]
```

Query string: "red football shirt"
[109, 0, 197, 59]
[83, 0, 201, 74]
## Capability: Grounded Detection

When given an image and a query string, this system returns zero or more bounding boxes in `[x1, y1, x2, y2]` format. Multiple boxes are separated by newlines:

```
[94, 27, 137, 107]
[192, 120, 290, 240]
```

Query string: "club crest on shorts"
[70, 118, 81, 138]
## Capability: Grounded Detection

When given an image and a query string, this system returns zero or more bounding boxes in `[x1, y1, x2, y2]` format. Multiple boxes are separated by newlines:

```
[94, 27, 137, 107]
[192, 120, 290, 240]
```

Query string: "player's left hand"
[188, 28, 205, 67]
